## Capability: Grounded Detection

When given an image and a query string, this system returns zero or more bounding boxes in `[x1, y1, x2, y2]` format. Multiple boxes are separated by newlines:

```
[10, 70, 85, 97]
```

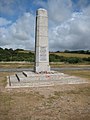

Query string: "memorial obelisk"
[7, 8, 87, 88]
[34, 8, 50, 73]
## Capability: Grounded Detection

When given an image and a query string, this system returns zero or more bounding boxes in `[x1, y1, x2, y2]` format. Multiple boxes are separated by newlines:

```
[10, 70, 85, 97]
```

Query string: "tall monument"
[34, 8, 50, 73]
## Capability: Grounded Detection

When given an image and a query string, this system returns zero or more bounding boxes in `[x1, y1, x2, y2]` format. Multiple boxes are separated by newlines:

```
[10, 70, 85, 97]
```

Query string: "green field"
[54, 52, 90, 58]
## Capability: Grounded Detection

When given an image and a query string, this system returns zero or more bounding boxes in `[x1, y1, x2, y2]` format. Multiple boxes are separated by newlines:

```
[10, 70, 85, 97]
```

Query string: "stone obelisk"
[34, 8, 50, 73]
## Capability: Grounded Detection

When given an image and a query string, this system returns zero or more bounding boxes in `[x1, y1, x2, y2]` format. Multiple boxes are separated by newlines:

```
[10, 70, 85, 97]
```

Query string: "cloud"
[0, 0, 31, 18]
[11, 13, 34, 40]
[49, 12, 90, 51]
[32, 0, 47, 8]
[33, 0, 72, 23]
[44, 0, 90, 51]
[0, 17, 12, 26]
[47, 0, 72, 23]
[0, 12, 35, 50]
[0, 0, 15, 16]
[77, 0, 90, 8]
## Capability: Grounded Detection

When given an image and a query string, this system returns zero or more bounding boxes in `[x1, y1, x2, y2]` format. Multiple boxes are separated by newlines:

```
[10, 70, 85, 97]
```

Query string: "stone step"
[15, 73, 67, 82]
[9, 75, 19, 86]
[16, 72, 83, 82]
[8, 77, 88, 88]
[7, 71, 88, 88]
[11, 73, 87, 84]
[21, 71, 69, 81]
[10, 75, 19, 83]
[16, 72, 27, 81]
[23, 71, 66, 77]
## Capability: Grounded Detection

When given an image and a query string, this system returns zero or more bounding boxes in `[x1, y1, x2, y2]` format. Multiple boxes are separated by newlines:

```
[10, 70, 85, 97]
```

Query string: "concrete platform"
[6, 71, 88, 88]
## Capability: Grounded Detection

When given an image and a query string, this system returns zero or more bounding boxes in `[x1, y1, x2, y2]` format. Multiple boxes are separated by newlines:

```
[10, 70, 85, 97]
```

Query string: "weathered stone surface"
[34, 8, 50, 73]
[6, 71, 88, 88]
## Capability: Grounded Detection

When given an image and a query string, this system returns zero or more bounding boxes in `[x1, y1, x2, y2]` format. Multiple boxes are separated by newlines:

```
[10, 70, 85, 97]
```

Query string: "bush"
[65, 57, 83, 64]
[83, 57, 90, 62]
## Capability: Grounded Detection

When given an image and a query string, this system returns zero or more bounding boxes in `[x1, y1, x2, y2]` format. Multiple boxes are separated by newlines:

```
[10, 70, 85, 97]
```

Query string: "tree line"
[56, 50, 90, 54]
[0, 48, 34, 62]
[0, 47, 90, 64]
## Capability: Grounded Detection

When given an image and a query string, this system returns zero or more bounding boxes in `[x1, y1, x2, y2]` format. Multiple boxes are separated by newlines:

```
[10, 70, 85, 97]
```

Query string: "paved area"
[6, 71, 88, 88]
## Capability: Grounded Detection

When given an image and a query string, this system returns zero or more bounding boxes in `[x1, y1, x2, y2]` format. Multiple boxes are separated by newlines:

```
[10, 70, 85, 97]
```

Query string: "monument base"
[6, 71, 88, 88]
[34, 65, 50, 73]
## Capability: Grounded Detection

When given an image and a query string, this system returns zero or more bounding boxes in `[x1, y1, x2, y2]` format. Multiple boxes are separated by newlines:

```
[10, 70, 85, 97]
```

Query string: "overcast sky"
[0, 0, 90, 51]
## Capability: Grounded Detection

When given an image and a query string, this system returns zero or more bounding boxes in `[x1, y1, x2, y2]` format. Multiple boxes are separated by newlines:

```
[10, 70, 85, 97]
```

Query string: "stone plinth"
[6, 71, 88, 88]
[34, 8, 50, 73]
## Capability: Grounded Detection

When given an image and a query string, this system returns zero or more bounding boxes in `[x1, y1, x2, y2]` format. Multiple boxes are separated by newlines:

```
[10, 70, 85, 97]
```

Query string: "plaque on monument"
[39, 47, 47, 61]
